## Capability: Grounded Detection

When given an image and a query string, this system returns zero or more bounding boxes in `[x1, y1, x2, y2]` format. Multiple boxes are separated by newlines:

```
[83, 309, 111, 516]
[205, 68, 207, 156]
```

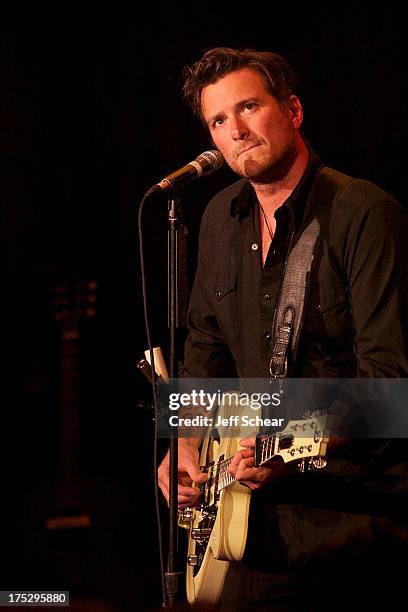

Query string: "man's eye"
[212, 118, 224, 128]
[244, 103, 257, 111]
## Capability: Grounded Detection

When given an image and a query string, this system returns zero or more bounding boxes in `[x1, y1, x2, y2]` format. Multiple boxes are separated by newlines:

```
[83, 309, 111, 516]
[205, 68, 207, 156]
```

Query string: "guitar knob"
[187, 555, 198, 566]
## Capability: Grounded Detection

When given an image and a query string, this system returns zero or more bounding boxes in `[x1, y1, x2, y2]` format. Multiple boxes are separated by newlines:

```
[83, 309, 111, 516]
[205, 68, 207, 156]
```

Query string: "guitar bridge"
[178, 508, 194, 529]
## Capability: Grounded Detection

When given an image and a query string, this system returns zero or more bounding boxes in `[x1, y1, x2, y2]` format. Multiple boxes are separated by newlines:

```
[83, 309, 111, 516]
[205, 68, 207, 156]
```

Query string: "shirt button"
[264, 333, 272, 342]
[264, 293, 271, 301]
[251, 242, 259, 251]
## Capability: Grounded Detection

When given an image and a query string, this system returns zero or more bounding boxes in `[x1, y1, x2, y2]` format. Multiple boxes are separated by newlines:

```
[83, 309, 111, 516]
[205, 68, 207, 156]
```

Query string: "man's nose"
[230, 116, 249, 140]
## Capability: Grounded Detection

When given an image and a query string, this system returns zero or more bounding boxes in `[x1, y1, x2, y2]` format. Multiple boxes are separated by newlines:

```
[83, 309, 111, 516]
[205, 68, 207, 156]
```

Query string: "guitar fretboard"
[216, 457, 234, 491]
[211, 433, 277, 493]
[199, 415, 327, 504]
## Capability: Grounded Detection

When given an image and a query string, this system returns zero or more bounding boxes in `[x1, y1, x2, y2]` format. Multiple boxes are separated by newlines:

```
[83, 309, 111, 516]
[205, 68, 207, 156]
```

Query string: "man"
[158, 47, 408, 609]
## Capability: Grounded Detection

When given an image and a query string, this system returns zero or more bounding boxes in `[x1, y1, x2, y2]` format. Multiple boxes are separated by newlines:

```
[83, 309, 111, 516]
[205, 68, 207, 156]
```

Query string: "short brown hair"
[183, 47, 298, 120]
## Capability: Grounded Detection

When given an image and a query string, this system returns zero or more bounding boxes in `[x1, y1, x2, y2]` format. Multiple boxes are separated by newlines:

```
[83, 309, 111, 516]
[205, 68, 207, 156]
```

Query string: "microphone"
[148, 150, 224, 194]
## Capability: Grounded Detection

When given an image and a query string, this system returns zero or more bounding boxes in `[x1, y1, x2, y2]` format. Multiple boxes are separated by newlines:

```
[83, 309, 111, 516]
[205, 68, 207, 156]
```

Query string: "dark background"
[1, 6, 406, 610]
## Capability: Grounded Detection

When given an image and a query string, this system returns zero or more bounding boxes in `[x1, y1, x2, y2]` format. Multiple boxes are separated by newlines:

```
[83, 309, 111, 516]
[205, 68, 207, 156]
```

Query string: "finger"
[178, 490, 202, 507]
[228, 449, 253, 475]
[181, 460, 207, 483]
[177, 484, 202, 507]
[235, 459, 256, 481]
[163, 484, 202, 507]
[240, 481, 263, 491]
[229, 450, 245, 474]
[178, 494, 200, 507]
[239, 436, 256, 448]
[193, 470, 208, 484]
[178, 484, 202, 497]
[237, 465, 276, 486]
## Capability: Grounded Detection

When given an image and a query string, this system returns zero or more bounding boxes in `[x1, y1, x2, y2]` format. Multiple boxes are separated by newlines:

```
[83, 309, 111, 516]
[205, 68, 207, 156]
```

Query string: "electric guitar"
[48, 279, 98, 533]
[25, 278, 128, 592]
[178, 404, 330, 607]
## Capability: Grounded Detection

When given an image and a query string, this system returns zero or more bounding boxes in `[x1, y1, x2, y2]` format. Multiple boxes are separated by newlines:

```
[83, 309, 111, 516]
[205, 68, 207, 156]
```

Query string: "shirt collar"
[230, 148, 323, 231]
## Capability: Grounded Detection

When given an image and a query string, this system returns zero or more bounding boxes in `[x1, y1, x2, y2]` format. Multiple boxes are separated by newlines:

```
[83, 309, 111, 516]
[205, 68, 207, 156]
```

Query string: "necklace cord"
[259, 202, 274, 240]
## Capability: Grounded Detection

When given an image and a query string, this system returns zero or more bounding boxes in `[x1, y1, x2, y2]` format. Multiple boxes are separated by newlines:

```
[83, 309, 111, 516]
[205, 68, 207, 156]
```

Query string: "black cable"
[138, 190, 167, 608]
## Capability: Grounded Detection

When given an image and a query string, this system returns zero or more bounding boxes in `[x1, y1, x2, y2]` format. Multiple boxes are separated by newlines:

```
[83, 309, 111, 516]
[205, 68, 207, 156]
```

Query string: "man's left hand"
[228, 436, 290, 490]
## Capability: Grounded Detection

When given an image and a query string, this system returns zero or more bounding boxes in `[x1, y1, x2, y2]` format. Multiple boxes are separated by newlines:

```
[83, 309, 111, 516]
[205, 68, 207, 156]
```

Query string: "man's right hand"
[158, 439, 207, 508]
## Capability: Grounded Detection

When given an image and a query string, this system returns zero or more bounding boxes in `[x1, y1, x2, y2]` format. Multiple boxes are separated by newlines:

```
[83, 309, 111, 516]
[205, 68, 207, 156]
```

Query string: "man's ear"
[287, 95, 303, 129]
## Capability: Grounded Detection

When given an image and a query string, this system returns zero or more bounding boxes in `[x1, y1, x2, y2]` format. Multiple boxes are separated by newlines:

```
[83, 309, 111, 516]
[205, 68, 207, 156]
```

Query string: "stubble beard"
[238, 132, 297, 185]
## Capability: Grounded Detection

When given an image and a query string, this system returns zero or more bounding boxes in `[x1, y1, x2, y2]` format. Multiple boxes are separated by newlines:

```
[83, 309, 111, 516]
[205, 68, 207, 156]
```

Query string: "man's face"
[201, 67, 303, 183]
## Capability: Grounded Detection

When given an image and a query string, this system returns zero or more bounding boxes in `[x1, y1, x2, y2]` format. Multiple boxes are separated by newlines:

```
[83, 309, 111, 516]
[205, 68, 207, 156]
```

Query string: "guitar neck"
[59, 331, 81, 484]
[215, 433, 280, 493]
[210, 418, 328, 493]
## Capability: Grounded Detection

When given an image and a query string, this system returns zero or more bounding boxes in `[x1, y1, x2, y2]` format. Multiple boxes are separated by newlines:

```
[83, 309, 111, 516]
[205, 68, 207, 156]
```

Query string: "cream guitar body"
[185, 434, 251, 605]
[179, 408, 330, 607]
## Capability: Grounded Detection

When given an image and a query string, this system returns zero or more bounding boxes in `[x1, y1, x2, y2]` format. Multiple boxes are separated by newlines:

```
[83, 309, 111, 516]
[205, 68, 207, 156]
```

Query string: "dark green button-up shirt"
[181, 152, 408, 570]
[183, 153, 408, 379]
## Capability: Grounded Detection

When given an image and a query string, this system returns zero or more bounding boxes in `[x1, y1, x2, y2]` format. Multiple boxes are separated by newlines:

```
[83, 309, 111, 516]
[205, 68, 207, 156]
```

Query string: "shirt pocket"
[311, 282, 346, 314]
[307, 281, 353, 347]
[212, 271, 240, 343]
[215, 280, 238, 300]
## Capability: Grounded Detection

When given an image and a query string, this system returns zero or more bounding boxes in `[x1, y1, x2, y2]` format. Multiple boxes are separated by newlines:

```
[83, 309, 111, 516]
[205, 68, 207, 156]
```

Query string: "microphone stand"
[141, 154, 222, 608]
[166, 194, 183, 606]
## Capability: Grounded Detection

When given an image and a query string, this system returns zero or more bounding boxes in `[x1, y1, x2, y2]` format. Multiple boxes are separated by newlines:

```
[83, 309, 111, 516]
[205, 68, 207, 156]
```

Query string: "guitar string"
[202, 432, 277, 478]
[213, 436, 276, 474]
[213, 435, 277, 491]
[203, 418, 326, 491]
